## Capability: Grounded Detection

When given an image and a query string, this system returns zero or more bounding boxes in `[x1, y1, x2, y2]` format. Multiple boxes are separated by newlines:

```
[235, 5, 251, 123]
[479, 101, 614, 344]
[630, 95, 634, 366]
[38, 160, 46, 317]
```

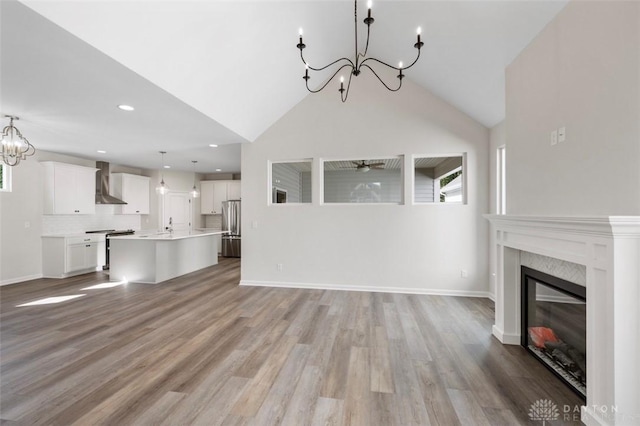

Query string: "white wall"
[506, 0, 640, 216]
[0, 150, 204, 285]
[241, 71, 490, 295]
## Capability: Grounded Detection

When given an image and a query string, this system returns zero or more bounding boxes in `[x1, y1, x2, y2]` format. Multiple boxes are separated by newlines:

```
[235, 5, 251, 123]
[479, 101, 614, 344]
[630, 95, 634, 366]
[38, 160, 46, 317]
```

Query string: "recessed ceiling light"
[215, 168, 222, 172]
[209, 144, 218, 148]
[97, 150, 107, 154]
[118, 104, 135, 111]
[164, 165, 171, 169]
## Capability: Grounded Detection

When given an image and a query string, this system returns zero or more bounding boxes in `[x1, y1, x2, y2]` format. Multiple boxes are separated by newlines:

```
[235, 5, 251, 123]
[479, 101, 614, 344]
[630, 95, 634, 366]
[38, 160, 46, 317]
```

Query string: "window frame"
[412, 153, 467, 205]
[0, 163, 12, 192]
[496, 145, 506, 214]
[268, 159, 313, 206]
[320, 155, 404, 206]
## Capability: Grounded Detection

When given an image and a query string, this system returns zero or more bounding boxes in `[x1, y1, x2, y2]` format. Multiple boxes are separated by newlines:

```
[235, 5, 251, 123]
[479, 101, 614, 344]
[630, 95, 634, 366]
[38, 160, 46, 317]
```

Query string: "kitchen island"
[108, 230, 227, 284]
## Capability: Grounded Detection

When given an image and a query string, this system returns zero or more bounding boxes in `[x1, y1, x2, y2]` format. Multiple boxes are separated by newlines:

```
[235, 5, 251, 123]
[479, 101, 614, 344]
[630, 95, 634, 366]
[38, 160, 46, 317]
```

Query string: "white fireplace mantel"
[485, 215, 640, 426]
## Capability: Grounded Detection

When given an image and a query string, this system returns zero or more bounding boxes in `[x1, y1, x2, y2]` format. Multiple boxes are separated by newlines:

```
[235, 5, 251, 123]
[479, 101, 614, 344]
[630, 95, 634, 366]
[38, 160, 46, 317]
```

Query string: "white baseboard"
[492, 325, 520, 345]
[1, 274, 43, 286]
[239, 280, 492, 298]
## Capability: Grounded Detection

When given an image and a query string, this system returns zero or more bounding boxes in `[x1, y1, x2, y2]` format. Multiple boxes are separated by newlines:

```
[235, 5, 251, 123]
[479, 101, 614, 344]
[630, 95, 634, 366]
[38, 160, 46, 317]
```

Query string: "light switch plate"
[558, 126, 566, 142]
[551, 130, 558, 146]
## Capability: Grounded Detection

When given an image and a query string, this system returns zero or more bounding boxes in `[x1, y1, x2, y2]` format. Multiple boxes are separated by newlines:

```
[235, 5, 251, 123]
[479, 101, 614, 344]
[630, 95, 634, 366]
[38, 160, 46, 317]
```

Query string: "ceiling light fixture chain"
[297, 0, 423, 102]
[1, 115, 36, 166]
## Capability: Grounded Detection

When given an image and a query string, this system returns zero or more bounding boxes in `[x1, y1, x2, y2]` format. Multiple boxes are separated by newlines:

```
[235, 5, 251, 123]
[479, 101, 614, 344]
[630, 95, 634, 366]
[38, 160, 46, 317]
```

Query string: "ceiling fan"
[343, 160, 385, 172]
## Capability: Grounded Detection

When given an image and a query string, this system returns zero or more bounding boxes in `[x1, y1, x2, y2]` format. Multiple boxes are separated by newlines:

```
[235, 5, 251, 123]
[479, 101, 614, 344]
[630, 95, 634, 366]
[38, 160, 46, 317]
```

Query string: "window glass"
[414, 155, 465, 204]
[271, 161, 312, 204]
[323, 158, 402, 203]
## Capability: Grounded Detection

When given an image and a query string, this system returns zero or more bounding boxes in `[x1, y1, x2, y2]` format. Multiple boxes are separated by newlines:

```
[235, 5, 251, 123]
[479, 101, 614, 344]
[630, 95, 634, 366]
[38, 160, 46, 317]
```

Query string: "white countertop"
[109, 229, 227, 241]
[42, 233, 107, 241]
[42, 233, 103, 238]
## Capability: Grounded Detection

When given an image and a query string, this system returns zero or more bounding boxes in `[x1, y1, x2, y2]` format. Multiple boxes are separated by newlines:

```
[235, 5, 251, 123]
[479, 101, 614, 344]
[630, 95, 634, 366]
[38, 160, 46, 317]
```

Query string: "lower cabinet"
[43, 235, 103, 278]
[66, 242, 98, 272]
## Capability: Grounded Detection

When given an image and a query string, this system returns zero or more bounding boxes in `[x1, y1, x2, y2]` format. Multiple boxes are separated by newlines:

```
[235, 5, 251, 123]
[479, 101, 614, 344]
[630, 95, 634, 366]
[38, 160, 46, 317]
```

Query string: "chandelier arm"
[359, 57, 399, 71]
[400, 47, 422, 70]
[3, 156, 18, 166]
[300, 51, 355, 71]
[341, 71, 355, 103]
[357, 22, 371, 61]
[361, 64, 402, 92]
[306, 64, 355, 94]
[360, 48, 421, 71]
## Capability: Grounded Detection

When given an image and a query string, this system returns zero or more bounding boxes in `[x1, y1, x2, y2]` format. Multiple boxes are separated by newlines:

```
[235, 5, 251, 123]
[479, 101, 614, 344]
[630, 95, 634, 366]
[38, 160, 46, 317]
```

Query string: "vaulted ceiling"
[1, 0, 568, 173]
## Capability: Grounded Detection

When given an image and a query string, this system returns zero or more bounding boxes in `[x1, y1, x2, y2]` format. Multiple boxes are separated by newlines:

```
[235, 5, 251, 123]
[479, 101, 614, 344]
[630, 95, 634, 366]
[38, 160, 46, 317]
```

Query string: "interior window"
[270, 160, 312, 204]
[497, 146, 506, 214]
[0, 163, 11, 192]
[414, 155, 465, 204]
[323, 157, 402, 204]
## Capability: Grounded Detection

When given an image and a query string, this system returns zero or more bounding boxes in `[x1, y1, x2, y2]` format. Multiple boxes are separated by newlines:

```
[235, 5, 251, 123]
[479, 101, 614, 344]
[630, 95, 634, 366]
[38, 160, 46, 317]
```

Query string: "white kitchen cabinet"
[200, 180, 241, 214]
[227, 181, 241, 200]
[42, 234, 104, 278]
[112, 173, 150, 214]
[42, 162, 97, 215]
[212, 182, 227, 213]
[66, 242, 98, 272]
[200, 181, 216, 214]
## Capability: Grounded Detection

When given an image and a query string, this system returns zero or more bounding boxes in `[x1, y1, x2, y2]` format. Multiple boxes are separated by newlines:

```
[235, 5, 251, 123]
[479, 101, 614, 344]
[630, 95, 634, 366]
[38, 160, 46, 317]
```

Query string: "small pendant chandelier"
[297, 0, 423, 102]
[2, 115, 36, 166]
[155, 151, 170, 195]
[190, 160, 200, 198]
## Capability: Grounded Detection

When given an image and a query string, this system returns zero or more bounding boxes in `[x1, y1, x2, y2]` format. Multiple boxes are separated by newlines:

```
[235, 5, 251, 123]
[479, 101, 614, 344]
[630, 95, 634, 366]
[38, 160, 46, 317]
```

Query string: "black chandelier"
[297, 0, 423, 102]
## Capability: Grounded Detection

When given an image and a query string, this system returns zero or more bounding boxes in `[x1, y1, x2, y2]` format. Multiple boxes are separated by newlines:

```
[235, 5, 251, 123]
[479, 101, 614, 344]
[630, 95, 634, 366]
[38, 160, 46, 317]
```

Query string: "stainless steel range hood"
[95, 161, 127, 205]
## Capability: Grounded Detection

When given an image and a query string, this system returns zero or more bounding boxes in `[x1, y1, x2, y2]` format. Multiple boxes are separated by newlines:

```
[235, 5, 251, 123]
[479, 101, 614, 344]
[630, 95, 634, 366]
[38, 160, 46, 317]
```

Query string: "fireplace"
[485, 215, 640, 425]
[521, 266, 586, 399]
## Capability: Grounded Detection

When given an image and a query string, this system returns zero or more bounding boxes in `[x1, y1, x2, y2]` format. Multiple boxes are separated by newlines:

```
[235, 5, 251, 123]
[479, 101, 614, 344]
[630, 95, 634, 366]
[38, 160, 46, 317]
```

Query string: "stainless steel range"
[86, 229, 135, 269]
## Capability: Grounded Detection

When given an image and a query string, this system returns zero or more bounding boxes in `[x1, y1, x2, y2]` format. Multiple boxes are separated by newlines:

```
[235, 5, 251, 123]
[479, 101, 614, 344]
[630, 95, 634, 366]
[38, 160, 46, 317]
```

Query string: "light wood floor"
[1, 258, 583, 425]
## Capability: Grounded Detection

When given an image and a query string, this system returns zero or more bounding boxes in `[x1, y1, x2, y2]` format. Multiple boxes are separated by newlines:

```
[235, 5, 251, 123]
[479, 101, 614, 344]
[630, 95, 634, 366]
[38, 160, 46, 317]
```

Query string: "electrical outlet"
[558, 126, 566, 143]
[252, 220, 258, 229]
[461, 269, 468, 278]
[550, 130, 558, 146]
[277, 263, 283, 272]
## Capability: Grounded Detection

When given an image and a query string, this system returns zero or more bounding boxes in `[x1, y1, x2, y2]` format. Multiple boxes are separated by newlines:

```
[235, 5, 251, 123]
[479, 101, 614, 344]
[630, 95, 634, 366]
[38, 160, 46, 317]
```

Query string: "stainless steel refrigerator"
[221, 200, 241, 257]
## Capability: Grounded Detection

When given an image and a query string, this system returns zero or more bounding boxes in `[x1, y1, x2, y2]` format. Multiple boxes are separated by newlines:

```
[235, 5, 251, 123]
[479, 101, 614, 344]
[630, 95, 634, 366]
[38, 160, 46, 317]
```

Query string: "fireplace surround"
[485, 215, 640, 426]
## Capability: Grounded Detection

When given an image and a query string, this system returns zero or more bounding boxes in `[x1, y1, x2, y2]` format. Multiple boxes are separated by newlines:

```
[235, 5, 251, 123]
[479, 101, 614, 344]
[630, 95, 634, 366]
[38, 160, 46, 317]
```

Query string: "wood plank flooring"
[0, 258, 584, 425]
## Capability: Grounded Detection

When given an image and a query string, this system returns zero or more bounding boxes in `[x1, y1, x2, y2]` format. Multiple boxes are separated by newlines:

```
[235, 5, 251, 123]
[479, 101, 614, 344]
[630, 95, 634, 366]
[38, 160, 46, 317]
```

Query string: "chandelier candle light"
[297, 0, 423, 102]
[156, 151, 170, 195]
[1, 115, 35, 166]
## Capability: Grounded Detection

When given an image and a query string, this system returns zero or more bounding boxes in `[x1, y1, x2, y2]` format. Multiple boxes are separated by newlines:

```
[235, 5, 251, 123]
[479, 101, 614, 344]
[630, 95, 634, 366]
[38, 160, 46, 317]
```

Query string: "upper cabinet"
[42, 162, 97, 215]
[200, 180, 241, 214]
[227, 181, 241, 200]
[112, 173, 150, 214]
